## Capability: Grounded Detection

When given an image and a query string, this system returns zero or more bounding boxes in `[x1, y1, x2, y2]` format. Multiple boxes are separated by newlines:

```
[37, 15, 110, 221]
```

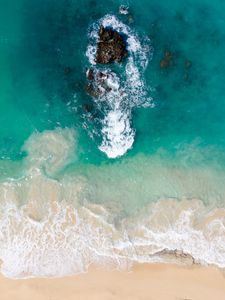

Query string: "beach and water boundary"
[1, 1, 225, 298]
[0, 129, 225, 279]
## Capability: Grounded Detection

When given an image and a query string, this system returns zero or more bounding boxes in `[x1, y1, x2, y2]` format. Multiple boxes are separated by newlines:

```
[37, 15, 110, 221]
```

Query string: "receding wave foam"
[1, 129, 225, 278]
[86, 14, 153, 158]
[1, 192, 225, 278]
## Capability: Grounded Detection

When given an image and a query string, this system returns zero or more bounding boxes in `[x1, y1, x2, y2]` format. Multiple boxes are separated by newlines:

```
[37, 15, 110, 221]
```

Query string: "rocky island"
[95, 26, 128, 64]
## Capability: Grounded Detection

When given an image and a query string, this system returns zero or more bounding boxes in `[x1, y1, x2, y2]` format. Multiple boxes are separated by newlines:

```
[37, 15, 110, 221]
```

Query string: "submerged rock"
[185, 60, 192, 69]
[96, 26, 128, 64]
[64, 66, 73, 75]
[83, 103, 93, 113]
[160, 51, 173, 69]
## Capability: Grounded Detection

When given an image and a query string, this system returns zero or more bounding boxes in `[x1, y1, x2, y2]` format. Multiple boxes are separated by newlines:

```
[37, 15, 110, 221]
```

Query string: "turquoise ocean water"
[1, 0, 225, 278]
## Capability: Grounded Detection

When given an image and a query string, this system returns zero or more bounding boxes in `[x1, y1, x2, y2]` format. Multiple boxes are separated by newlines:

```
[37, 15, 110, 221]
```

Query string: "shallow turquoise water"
[1, 0, 225, 277]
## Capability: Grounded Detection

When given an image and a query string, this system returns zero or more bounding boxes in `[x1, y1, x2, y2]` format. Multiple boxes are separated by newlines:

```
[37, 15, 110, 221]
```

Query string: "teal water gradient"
[1, 0, 225, 204]
[1, 0, 225, 277]
[0, 0, 225, 165]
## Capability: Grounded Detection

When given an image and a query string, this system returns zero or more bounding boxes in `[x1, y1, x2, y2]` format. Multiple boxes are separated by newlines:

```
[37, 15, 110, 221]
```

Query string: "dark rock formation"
[85, 69, 114, 98]
[160, 51, 173, 69]
[85, 83, 101, 98]
[86, 68, 94, 80]
[83, 103, 93, 113]
[95, 26, 128, 64]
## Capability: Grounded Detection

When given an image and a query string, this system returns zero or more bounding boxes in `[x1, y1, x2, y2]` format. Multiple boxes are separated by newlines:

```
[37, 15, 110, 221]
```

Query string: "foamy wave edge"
[1, 190, 225, 278]
[1, 128, 225, 278]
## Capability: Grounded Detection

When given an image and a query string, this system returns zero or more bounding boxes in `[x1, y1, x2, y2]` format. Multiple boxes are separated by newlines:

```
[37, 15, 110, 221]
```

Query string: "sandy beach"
[1, 264, 225, 300]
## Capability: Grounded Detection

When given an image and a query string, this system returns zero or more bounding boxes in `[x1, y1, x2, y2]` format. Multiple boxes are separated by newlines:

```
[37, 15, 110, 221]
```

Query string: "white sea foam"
[1, 129, 225, 278]
[99, 109, 135, 159]
[1, 192, 225, 278]
[119, 5, 129, 15]
[86, 15, 153, 158]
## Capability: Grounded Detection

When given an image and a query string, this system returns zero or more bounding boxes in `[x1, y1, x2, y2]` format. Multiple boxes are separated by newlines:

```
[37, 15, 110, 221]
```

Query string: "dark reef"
[96, 26, 128, 64]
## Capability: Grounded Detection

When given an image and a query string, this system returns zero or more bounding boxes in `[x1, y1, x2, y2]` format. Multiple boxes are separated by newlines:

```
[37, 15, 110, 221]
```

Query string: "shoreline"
[1, 263, 225, 300]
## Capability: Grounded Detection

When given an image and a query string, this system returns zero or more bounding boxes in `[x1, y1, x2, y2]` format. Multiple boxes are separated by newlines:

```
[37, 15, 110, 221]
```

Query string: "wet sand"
[1, 263, 225, 300]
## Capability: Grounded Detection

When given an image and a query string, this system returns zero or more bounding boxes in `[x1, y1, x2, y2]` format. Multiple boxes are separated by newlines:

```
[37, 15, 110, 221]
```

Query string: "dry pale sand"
[1, 264, 225, 300]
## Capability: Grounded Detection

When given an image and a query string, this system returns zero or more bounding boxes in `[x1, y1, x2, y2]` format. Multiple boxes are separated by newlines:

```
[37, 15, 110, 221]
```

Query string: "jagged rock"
[95, 26, 128, 64]
[85, 83, 101, 98]
[85, 69, 115, 98]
